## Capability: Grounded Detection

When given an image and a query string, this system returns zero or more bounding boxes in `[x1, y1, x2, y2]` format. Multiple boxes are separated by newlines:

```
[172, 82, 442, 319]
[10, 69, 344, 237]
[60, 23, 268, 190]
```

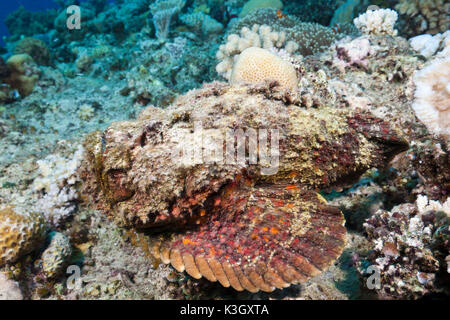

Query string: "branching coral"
[353, 8, 399, 36]
[395, 0, 450, 37]
[150, 0, 186, 40]
[228, 8, 344, 56]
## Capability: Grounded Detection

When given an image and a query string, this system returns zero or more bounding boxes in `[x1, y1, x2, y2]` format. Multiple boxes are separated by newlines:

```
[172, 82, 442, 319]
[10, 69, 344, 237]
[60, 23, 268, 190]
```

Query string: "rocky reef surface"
[0, 1, 449, 300]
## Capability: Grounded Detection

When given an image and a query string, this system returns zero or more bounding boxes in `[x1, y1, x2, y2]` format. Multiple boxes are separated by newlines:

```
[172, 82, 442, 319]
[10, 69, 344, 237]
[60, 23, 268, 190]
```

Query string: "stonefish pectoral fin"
[154, 179, 346, 292]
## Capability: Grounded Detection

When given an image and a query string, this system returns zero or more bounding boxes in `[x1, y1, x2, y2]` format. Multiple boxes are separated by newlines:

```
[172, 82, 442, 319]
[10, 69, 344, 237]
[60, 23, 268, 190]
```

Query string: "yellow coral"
[240, 0, 283, 18]
[0, 207, 46, 266]
[230, 47, 298, 93]
[5, 54, 39, 97]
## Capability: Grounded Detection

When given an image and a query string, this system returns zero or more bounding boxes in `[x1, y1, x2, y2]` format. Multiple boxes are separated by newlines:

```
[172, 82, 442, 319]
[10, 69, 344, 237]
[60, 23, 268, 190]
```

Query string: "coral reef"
[0, 207, 46, 267]
[359, 195, 449, 299]
[228, 9, 346, 56]
[330, 0, 361, 25]
[409, 32, 449, 58]
[395, 0, 450, 37]
[180, 12, 224, 37]
[333, 37, 375, 71]
[13, 38, 52, 67]
[239, 0, 283, 18]
[284, 0, 339, 26]
[0, 0, 448, 301]
[4, 6, 57, 41]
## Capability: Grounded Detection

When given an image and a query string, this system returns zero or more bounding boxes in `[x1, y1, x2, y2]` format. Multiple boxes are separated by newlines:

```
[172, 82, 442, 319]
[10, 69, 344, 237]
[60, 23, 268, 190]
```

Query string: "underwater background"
[0, 0, 449, 300]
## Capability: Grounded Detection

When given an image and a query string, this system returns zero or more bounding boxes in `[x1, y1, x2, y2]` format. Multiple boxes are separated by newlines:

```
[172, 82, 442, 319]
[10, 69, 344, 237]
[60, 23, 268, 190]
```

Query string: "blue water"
[0, 0, 115, 46]
[0, 0, 59, 45]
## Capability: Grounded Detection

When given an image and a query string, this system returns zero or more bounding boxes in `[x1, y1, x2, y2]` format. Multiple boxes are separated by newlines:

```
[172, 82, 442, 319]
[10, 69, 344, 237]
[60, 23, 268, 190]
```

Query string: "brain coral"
[412, 56, 450, 140]
[230, 47, 298, 93]
[216, 24, 299, 81]
[240, 0, 283, 18]
[0, 207, 46, 266]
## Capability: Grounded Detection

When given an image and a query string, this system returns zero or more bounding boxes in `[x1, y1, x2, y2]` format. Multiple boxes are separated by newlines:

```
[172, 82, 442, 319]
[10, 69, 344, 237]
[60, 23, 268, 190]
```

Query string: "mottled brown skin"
[80, 82, 408, 292]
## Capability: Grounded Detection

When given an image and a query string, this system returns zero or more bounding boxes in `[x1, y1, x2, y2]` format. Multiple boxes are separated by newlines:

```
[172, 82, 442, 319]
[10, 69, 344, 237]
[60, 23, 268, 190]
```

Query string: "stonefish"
[80, 83, 408, 292]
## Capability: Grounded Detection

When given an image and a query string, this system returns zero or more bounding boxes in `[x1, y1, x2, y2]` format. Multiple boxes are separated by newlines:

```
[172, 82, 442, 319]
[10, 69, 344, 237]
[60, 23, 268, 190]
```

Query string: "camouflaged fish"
[80, 83, 408, 292]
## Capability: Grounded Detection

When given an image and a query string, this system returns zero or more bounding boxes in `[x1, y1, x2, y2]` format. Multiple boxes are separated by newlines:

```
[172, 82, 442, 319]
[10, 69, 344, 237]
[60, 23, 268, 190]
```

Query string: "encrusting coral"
[0, 207, 46, 267]
[79, 81, 408, 292]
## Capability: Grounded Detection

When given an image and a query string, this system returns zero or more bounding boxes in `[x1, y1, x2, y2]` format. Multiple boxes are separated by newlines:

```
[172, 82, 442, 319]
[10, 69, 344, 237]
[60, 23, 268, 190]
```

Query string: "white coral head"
[412, 56, 450, 139]
[353, 8, 398, 36]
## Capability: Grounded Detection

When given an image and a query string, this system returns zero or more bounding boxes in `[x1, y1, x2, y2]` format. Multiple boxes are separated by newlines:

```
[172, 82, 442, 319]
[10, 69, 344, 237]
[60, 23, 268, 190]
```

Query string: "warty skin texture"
[79, 82, 408, 292]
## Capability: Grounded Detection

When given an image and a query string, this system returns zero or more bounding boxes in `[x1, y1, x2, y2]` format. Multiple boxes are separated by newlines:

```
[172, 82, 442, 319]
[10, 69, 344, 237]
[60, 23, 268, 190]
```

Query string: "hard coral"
[14, 37, 52, 66]
[216, 24, 298, 81]
[395, 0, 450, 37]
[0, 207, 46, 267]
[411, 56, 450, 140]
[353, 8, 399, 36]
[229, 9, 344, 56]
[4, 54, 40, 97]
[230, 47, 298, 94]
[79, 82, 408, 292]
[239, 0, 283, 18]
